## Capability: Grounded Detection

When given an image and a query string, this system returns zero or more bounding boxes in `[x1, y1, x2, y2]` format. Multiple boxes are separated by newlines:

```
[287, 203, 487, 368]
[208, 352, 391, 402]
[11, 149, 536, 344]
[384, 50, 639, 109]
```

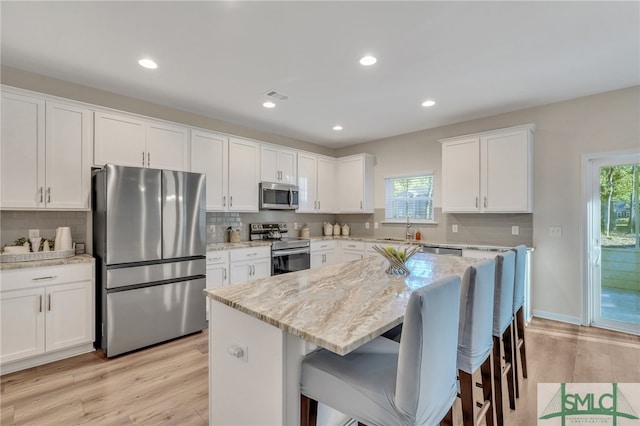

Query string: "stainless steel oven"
[250, 223, 310, 276]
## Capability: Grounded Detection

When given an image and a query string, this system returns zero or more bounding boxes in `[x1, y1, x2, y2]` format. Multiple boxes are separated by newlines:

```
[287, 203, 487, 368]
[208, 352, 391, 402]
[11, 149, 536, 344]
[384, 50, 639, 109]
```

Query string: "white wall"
[338, 86, 640, 323]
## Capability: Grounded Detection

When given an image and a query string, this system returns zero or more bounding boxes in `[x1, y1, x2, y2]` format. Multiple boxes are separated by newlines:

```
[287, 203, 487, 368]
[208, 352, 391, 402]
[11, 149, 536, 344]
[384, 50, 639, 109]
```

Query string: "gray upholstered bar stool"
[456, 259, 496, 426]
[300, 275, 463, 426]
[511, 245, 528, 398]
[492, 251, 517, 426]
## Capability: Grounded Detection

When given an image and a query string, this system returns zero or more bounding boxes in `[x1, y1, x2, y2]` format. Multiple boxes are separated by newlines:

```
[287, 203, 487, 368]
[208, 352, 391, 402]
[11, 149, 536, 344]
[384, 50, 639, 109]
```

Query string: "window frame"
[383, 171, 436, 224]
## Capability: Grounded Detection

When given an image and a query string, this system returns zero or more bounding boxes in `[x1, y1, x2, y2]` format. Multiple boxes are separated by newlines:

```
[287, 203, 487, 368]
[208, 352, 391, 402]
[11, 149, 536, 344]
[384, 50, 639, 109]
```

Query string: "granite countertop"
[205, 252, 484, 355]
[0, 253, 95, 271]
[309, 235, 527, 252]
[206, 241, 272, 251]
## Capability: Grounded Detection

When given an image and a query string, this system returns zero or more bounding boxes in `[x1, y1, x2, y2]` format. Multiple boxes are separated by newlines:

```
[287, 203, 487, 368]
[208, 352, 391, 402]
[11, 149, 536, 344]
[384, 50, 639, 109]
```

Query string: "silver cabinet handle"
[32, 276, 56, 281]
[223, 268, 227, 280]
[476, 197, 479, 208]
[39, 295, 43, 313]
[318, 201, 320, 210]
[48, 294, 52, 311]
[230, 196, 233, 207]
[360, 201, 363, 210]
[39, 187, 43, 203]
[484, 197, 487, 208]
[147, 152, 150, 167]
[223, 195, 226, 207]
[47, 187, 51, 203]
[142, 152, 145, 166]
[314, 201, 317, 210]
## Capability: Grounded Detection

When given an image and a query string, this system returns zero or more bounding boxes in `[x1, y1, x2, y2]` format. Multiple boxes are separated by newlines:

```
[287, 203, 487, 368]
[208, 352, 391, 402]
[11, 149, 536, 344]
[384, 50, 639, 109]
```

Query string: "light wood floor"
[1, 318, 639, 426]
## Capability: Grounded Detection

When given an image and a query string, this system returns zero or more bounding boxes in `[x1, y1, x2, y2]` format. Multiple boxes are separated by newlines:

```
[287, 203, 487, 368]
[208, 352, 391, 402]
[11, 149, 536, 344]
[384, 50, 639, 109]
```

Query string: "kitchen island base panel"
[209, 300, 351, 426]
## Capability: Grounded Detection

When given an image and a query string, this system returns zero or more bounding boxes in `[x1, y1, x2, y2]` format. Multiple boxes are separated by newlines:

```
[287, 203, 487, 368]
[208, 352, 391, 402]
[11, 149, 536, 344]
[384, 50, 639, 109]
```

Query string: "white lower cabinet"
[0, 262, 94, 374]
[206, 250, 229, 320]
[310, 240, 338, 269]
[340, 240, 366, 262]
[229, 246, 271, 284]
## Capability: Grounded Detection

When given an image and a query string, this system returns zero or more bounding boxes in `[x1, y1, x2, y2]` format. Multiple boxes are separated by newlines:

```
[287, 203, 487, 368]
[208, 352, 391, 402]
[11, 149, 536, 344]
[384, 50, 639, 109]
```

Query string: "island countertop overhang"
[205, 253, 485, 355]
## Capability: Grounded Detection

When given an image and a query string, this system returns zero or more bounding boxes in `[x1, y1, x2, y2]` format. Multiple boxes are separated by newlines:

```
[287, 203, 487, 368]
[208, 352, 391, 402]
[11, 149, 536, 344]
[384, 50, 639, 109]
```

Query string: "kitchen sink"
[421, 246, 463, 256]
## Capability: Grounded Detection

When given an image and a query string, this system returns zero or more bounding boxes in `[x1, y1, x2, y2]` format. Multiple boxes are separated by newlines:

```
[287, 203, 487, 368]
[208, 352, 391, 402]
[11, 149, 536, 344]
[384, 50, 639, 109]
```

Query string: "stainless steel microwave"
[259, 182, 299, 210]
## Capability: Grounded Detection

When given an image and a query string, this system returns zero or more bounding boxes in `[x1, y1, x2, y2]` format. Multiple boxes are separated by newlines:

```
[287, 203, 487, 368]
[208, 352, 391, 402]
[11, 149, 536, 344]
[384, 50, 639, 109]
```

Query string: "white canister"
[323, 223, 333, 236]
[341, 224, 350, 236]
[30, 237, 42, 252]
[55, 227, 73, 250]
[333, 223, 341, 236]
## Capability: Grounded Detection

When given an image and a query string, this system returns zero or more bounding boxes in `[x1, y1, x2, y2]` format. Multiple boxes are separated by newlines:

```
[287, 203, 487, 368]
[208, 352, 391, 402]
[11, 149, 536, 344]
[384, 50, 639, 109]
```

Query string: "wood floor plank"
[1, 321, 638, 426]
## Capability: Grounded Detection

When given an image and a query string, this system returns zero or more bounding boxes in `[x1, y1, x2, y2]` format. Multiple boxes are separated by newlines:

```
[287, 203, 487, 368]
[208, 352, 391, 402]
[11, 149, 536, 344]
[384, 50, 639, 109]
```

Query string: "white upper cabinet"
[337, 154, 375, 213]
[317, 156, 336, 213]
[190, 130, 229, 211]
[261, 145, 297, 185]
[94, 111, 189, 171]
[441, 124, 535, 213]
[228, 137, 260, 212]
[1, 90, 92, 210]
[297, 153, 336, 213]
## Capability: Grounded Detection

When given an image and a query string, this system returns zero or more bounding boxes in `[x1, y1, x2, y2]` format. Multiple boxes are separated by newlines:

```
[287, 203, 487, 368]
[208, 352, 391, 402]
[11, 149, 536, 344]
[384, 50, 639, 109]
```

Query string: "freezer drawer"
[105, 258, 206, 290]
[104, 278, 206, 357]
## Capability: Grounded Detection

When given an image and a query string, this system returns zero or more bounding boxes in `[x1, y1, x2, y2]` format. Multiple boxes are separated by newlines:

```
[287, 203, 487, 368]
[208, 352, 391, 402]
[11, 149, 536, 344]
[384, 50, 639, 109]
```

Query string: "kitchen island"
[205, 252, 485, 426]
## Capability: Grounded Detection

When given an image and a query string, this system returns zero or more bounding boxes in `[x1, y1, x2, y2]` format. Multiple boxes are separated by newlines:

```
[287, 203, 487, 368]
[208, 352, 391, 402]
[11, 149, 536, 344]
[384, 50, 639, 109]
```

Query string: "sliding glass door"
[585, 151, 640, 335]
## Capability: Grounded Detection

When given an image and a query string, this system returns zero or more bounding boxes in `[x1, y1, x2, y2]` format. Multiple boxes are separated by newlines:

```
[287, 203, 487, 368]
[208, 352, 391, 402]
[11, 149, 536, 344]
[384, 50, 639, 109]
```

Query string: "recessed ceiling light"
[333, 125, 343, 131]
[421, 100, 436, 107]
[263, 101, 276, 108]
[359, 55, 377, 66]
[138, 58, 158, 69]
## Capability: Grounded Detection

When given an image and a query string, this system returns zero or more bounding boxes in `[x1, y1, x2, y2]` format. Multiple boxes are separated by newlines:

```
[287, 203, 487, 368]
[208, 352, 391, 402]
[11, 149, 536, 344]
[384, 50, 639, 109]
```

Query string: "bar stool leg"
[503, 324, 516, 410]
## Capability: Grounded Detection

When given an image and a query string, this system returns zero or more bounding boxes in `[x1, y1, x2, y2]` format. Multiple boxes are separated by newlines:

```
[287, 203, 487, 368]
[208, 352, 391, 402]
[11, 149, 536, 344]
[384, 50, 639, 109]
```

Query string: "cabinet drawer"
[229, 246, 270, 262]
[207, 251, 229, 264]
[0, 263, 93, 292]
[311, 240, 337, 251]
[340, 241, 365, 251]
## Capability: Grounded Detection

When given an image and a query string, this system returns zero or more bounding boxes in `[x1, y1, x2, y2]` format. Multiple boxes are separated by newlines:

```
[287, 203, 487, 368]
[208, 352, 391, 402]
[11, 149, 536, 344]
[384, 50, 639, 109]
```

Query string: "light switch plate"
[512, 226, 519, 235]
[452, 224, 458, 233]
[374, 222, 379, 229]
[365, 222, 370, 229]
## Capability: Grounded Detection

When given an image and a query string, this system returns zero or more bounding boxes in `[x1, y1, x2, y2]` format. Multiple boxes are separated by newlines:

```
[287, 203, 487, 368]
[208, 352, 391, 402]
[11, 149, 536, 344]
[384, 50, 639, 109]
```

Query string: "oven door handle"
[272, 248, 310, 257]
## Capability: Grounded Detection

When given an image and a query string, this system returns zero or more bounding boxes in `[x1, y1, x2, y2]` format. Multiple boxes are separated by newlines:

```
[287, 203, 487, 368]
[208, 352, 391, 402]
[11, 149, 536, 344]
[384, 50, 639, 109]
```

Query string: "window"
[385, 173, 434, 221]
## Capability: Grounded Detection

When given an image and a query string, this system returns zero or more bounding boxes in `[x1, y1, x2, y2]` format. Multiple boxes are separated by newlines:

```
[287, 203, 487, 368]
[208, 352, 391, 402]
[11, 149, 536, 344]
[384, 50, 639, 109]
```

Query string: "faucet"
[406, 216, 413, 240]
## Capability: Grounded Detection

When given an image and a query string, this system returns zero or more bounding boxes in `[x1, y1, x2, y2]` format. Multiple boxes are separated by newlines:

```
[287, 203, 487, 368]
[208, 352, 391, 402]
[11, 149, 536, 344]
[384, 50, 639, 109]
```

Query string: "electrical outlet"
[28, 229, 40, 238]
[452, 224, 458, 233]
[512, 226, 519, 235]
[365, 222, 370, 229]
[207, 224, 216, 233]
[294, 222, 299, 230]
[549, 226, 563, 237]
[374, 222, 379, 229]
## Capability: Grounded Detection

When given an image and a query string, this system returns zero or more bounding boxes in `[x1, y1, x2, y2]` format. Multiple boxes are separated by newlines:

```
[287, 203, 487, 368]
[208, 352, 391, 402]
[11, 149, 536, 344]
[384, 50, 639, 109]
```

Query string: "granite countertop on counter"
[309, 235, 529, 252]
[205, 252, 484, 355]
[206, 241, 272, 251]
[0, 253, 95, 271]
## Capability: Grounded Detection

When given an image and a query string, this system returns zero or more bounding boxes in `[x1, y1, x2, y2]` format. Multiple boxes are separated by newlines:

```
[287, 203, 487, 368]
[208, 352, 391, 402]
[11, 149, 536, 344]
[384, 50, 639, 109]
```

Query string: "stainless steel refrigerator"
[93, 164, 207, 357]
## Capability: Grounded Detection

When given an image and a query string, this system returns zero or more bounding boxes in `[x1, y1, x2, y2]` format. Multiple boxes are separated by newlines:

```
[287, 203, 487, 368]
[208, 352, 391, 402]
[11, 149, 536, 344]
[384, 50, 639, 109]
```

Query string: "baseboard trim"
[532, 310, 583, 325]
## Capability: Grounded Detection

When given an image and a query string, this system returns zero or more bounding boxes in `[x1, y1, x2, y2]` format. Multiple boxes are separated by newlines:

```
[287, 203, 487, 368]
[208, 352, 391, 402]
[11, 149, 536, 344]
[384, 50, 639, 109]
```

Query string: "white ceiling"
[1, 1, 638, 148]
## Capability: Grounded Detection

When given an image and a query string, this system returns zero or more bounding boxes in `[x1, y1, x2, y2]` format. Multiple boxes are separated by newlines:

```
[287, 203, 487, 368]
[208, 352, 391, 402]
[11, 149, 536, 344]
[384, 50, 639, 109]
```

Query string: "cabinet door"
[191, 130, 228, 211]
[206, 263, 228, 320]
[297, 153, 317, 213]
[481, 130, 532, 212]
[252, 258, 271, 280]
[0, 288, 45, 363]
[441, 138, 480, 212]
[94, 112, 146, 167]
[45, 102, 93, 209]
[45, 281, 93, 352]
[228, 138, 259, 212]
[229, 261, 252, 284]
[260, 145, 280, 183]
[337, 156, 364, 213]
[0, 92, 45, 208]
[146, 122, 189, 171]
[310, 251, 325, 269]
[342, 250, 364, 262]
[277, 149, 297, 185]
[317, 157, 335, 213]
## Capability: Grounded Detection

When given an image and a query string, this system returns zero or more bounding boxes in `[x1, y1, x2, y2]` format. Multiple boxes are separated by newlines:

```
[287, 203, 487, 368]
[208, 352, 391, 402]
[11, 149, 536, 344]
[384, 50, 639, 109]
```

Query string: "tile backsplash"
[0, 211, 89, 248]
